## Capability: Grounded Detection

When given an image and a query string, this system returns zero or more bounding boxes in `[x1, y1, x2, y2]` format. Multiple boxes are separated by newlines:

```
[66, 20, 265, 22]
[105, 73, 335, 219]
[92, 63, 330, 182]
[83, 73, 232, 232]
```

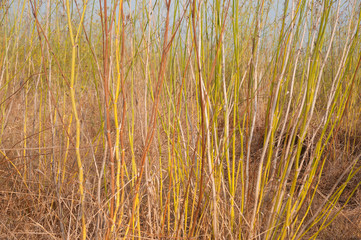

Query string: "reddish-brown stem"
[100, 0, 116, 238]
[126, 0, 174, 237]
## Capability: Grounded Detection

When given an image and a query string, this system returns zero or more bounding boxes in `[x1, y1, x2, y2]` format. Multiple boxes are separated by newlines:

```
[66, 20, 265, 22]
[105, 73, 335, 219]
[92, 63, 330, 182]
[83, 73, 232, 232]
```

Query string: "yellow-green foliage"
[0, 0, 361, 239]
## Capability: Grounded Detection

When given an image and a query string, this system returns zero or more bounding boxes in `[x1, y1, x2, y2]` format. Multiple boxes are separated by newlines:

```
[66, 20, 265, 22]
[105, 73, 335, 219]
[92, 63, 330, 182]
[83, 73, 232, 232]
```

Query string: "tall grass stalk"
[64, 0, 89, 238]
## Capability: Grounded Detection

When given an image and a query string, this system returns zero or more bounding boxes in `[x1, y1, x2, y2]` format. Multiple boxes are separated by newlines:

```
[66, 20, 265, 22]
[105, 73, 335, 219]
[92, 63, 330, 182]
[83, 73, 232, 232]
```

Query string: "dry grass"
[1, 0, 361, 239]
